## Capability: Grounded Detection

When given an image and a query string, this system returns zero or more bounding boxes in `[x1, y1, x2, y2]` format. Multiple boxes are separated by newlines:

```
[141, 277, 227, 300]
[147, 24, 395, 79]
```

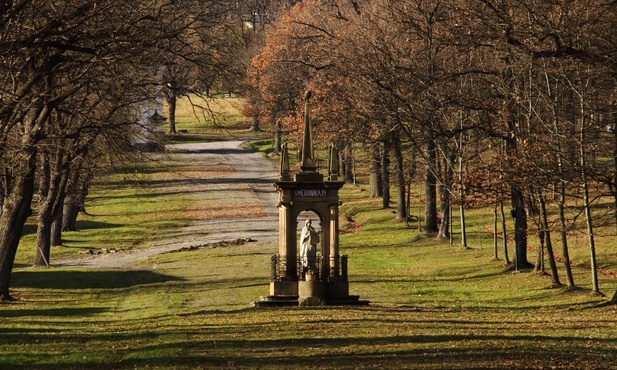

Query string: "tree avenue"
[0, 0, 242, 300]
[248, 0, 617, 294]
[1, 0, 616, 301]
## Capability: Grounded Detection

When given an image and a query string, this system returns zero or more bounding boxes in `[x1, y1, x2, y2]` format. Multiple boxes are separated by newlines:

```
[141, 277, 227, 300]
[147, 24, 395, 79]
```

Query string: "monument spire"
[300, 90, 316, 172]
[280, 143, 291, 181]
[328, 143, 339, 181]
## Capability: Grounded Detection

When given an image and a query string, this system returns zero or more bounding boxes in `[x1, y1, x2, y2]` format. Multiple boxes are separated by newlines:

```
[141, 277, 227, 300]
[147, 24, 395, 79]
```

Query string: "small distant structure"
[254, 91, 369, 307]
[133, 98, 166, 152]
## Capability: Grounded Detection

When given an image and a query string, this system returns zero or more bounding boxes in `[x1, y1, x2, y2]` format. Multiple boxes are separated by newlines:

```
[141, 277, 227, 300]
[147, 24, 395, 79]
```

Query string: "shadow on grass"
[96, 177, 276, 191]
[4, 331, 617, 369]
[0, 307, 107, 318]
[73, 220, 123, 230]
[166, 134, 213, 143]
[21, 224, 37, 236]
[11, 270, 184, 290]
[168, 147, 249, 155]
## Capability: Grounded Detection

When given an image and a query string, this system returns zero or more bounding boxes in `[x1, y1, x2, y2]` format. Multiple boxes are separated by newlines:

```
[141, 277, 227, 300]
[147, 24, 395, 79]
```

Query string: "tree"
[0, 0, 235, 299]
[159, 2, 244, 134]
[249, 0, 617, 295]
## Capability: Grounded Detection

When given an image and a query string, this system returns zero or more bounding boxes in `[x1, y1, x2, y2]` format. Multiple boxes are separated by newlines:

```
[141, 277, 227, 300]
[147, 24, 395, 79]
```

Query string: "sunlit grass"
[3, 236, 616, 368]
[3, 135, 617, 369]
[163, 94, 271, 142]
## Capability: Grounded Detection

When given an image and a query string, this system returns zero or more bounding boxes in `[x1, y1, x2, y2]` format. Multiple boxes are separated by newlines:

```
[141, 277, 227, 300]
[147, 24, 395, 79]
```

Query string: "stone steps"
[253, 294, 370, 308]
[253, 295, 299, 307]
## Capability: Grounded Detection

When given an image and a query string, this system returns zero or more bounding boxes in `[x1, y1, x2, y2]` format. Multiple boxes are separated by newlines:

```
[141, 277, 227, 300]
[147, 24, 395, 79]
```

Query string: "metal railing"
[270, 254, 348, 282]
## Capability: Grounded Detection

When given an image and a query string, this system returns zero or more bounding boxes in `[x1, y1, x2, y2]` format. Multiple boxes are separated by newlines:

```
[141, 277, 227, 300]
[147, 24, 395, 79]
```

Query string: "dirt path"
[57, 140, 279, 269]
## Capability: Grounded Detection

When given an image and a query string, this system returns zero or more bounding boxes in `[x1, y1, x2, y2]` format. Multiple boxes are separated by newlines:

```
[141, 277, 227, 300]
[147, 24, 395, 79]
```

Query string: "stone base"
[254, 280, 369, 307]
[253, 295, 299, 308]
[299, 296, 324, 307]
[298, 281, 325, 299]
[270, 281, 298, 296]
[326, 281, 349, 298]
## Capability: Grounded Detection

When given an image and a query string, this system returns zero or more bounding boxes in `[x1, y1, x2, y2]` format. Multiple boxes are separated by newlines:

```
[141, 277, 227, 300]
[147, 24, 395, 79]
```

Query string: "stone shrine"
[255, 92, 368, 307]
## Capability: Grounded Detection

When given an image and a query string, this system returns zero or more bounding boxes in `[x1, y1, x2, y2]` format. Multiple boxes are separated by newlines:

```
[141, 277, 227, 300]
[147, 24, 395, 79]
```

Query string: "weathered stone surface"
[298, 281, 325, 299]
[270, 281, 298, 296]
[298, 296, 323, 307]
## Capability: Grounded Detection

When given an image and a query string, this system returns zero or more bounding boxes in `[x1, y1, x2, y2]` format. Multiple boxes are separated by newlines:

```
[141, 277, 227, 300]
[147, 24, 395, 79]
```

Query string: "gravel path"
[57, 140, 279, 269]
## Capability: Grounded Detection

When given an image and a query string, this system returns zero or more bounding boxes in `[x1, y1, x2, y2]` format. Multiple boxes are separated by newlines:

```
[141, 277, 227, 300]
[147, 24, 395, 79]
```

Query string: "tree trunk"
[1, 97, 48, 299]
[274, 119, 282, 155]
[34, 147, 69, 267]
[437, 199, 451, 241]
[392, 134, 406, 221]
[424, 138, 438, 233]
[251, 111, 260, 132]
[580, 113, 600, 293]
[50, 211, 63, 247]
[0, 176, 4, 217]
[493, 204, 499, 259]
[62, 200, 80, 232]
[583, 166, 599, 293]
[511, 187, 532, 270]
[34, 151, 52, 267]
[500, 201, 510, 264]
[369, 142, 381, 198]
[381, 138, 390, 209]
[539, 191, 561, 286]
[62, 164, 81, 232]
[534, 227, 545, 273]
[49, 162, 70, 247]
[612, 127, 617, 235]
[62, 164, 92, 232]
[458, 145, 468, 249]
[505, 123, 531, 269]
[167, 91, 177, 135]
[437, 155, 453, 240]
[0, 151, 37, 300]
[558, 185, 575, 288]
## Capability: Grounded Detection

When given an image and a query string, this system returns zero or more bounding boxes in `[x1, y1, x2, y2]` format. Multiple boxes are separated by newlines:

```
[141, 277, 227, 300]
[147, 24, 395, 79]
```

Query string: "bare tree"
[0, 0, 236, 299]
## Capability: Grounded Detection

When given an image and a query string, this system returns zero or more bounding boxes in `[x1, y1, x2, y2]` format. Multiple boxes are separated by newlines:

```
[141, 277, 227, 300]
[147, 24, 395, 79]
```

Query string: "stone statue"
[300, 219, 319, 271]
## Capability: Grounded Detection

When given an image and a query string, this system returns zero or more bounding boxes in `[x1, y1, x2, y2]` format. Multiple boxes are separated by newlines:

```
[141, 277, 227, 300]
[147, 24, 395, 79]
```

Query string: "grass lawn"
[2, 98, 617, 369]
[162, 94, 271, 143]
[2, 230, 616, 369]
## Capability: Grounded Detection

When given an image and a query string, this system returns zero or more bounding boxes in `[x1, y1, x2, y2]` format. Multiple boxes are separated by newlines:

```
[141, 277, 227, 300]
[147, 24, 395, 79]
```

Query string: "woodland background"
[2, 0, 617, 301]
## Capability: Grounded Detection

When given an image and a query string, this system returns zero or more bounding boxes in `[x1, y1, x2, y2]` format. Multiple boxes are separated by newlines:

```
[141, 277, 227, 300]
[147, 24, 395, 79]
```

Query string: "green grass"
[3, 135, 617, 368]
[164, 95, 271, 142]
[15, 159, 197, 266]
[3, 237, 616, 369]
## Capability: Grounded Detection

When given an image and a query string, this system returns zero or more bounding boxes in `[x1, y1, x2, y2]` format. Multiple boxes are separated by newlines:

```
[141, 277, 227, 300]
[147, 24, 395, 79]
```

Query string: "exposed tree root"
[586, 291, 617, 309]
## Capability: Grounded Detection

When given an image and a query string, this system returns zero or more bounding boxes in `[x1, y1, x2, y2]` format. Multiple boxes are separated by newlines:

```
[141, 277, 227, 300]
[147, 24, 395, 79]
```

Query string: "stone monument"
[255, 91, 368, 307]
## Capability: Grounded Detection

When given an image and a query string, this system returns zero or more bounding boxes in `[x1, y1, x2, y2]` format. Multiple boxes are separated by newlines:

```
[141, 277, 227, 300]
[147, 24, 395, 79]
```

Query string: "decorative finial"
[280, 143, 291, 180]
[328, 143, 339, 181]
[300, 90, 316, 172]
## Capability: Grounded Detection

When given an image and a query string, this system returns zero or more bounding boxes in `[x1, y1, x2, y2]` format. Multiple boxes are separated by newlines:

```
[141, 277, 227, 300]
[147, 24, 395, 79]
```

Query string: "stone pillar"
[320, 220, 330, 279]
[329, 203, 340, 279]
[279, 203, 297, 280]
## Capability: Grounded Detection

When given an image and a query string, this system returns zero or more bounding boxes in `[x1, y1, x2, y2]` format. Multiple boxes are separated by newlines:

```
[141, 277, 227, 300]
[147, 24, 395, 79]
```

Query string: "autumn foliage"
[248, 0, 617, 285]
